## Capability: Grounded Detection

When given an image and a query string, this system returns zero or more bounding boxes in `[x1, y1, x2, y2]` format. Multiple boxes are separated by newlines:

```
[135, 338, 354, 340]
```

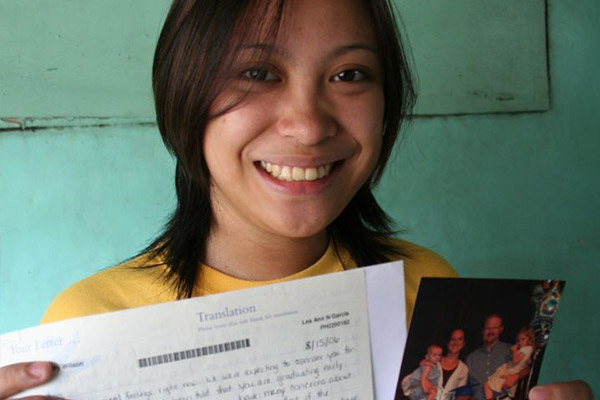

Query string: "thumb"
[529, 380, 594, 400]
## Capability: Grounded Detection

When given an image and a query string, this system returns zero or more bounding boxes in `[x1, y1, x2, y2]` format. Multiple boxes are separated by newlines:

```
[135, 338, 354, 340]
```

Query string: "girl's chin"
[268, 225, 329, 241]
[261, 217, 331, 241]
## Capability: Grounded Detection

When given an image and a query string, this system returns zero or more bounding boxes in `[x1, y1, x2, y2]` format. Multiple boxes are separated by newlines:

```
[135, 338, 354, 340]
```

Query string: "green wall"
[1, 0, 598, 393]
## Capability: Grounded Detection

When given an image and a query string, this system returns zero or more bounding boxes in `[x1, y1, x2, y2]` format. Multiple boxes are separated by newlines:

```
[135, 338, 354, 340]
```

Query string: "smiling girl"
[37, 0, 454, 322]
[0, 1, 591, 399]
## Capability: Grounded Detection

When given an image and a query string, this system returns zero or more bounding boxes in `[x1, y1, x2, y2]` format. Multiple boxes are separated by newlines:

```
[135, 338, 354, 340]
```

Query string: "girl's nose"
[275, 83, 336, 145]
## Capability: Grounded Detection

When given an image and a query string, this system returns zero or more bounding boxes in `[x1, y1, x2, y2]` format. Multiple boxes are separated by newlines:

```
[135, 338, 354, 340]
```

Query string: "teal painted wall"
[0, 0, 548, 118]
[1, 0, 598, 393]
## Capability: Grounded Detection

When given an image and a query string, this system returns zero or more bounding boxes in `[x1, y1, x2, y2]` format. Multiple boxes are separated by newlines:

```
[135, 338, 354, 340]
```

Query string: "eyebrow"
[238, 43, 286, 57]
[238, 43, 379, 59]
[330, 44, 379, 58]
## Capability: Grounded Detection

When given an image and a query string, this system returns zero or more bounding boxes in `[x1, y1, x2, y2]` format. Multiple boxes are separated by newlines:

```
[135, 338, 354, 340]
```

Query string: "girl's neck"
[204, 221, 329, 281]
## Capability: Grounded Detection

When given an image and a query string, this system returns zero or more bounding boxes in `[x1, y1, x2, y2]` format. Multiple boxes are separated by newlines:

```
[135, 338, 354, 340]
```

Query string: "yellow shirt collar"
[196, 242, 352, 295]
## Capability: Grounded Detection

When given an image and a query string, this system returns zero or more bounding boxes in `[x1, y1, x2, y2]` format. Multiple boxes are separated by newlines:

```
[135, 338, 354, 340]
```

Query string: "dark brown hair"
[147, 0, 416, 298]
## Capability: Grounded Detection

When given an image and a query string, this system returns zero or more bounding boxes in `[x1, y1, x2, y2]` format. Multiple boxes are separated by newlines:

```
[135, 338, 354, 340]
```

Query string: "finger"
[529, 380, 594, 400]
[0, 362, 58, 399]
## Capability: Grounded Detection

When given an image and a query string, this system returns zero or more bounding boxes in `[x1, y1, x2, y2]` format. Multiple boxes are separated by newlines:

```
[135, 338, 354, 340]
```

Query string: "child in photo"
[484, 326, 536, 399]
[402, 344, 444, 400]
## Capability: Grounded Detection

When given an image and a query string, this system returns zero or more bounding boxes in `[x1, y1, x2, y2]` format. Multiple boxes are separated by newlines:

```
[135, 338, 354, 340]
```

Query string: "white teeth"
[317, 166, 326, 178]
[259, 162, 334, 182]
[305, 167, 318, 181]
[280, 166, 292, 180]
[292, 167, 304, 181]
[271, 164, 281, 176]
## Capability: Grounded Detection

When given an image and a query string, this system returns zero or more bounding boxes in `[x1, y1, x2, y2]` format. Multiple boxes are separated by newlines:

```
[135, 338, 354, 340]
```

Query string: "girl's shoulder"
[386, 238, 458, 278]
[41, 253, 177, 325]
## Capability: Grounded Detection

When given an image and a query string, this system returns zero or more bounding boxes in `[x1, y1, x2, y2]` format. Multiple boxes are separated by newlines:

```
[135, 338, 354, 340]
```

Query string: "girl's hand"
[529, 381, 594, 400]
[0, 362, 62, 399]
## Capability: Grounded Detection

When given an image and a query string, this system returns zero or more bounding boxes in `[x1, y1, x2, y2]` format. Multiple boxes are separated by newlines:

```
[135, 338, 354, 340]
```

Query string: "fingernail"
[529, 386, 549, 400]
[26, 362, 47, 379]
[50, 362, 60, 373]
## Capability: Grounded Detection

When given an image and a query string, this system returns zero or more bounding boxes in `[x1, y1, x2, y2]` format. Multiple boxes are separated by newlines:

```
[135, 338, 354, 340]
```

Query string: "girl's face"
[517, 332, 531, 348]
[203, 0, 384, 242]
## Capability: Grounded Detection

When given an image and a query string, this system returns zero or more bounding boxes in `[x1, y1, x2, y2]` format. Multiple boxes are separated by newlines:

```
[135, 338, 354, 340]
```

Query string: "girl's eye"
[241, 68, 277, 82]
[332, 69, 368, 82]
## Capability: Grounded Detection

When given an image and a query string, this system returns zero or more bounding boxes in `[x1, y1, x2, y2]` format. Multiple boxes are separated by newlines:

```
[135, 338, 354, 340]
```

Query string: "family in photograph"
[400, 314, 539, 400]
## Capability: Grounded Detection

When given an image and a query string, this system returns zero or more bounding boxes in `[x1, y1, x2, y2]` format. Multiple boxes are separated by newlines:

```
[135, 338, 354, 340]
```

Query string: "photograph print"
[395, 278, 564, 400]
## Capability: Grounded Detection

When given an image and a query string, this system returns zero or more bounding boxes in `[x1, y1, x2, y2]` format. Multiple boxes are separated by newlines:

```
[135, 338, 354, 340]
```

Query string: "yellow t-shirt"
[42, 239, 456, 324]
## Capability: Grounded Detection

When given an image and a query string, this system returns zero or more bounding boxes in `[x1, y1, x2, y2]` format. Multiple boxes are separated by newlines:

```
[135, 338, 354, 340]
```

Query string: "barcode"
[138, 338, 251, 368]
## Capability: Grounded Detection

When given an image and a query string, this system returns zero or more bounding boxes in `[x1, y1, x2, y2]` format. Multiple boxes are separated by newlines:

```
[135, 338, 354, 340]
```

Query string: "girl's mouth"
[259, 161, 335, 182]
